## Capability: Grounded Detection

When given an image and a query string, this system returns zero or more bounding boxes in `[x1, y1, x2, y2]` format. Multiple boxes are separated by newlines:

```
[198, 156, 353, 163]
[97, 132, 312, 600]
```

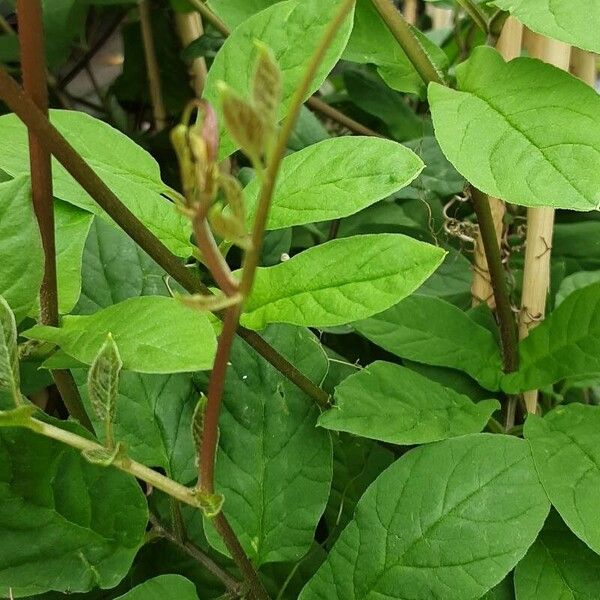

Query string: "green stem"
[17, 416, 209, 508]
[16, 0, 90, 429]
[240, 0, 357, 296]
[456, 0, 488, 33]
[0, 64, 329, 410]
[369, 0, 445, 86]
[187, 0, 230, 37]
[471, 187, 518, 373]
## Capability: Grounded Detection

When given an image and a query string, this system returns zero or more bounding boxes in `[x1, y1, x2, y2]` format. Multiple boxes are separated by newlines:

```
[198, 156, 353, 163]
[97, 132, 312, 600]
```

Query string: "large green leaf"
[0, 176, 43, 323]
[299, 434, 549, 600]
[525, 404, 600, 555]
[555, 270, 600, 306]
[503, 282, 600, 393]
[0, 111, 192, 256]
[354, 295, 503, 390]
[240, 234, 446, 329]
[514, 510, 600, 600]
[204, 0, 354, 158]
[493, 0, 600, 54]
[204, 325, 332, 565]
[115, 575, 199, 600]
[75, 217, 171, 315]
[24, 297, 217, 374]
[77, 371, 197, 484]
[55, 201, 94, 314]
[319, 361, 499, 444]
[244, 137, 424, 230]
[429, 46, 600, 211]
[0, 424, 148, 596]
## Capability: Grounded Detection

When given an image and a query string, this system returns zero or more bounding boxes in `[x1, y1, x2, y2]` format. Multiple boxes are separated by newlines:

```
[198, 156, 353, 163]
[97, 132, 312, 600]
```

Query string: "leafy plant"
[0, 0, 599, 599]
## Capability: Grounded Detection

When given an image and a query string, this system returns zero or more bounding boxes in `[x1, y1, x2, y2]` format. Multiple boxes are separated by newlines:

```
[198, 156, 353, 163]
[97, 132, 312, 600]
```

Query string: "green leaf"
[42, 0, 87, 69]
[0, 424, 148, 596]
[76, 217, 172, 315]
[299, 434, 549, 600]
[204, 325, 332, 565]
[0, 176, 43, 323]
[514, 510, 600, 600]
[503, 282, 600, 393]
[77, 370, 198, 484]
[115, 575, 199, 600]
[24, 297, 217, 374]
[204, 0, 354, 158]
[553, 221, 600, 274]
[429, 46, 600, 211]
[525, 404, 600, 555]
[0, 111, 192, 256]
[494, 0, 600, 54]
[354, 295, 503, 390]
[244, 137, 424, 230]
[240, 234, 446, 329]
[319, 361, 499, 444]
[88, 334, 122, 431]
[482, 576, 515, 600]
[55, 200, 94, 314]
[0, 296, 19, 404]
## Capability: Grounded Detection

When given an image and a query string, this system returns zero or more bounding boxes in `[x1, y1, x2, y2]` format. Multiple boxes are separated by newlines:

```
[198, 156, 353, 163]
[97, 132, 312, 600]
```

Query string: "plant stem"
[149, 513, 243, 597]
[240, 0, 357, 296]
[403, 0, 418, 25]
[0, 64, 329, 410]
[369, 0, 445, 86]
[175, 10, 208, 97]
[139, 0, 168, 131]
[16, 0, 91, 429]
[306, 96, 383, 137]
[186, 0, 230, 37]
[471, 187, 519, 374]
[455, 0, 488, 33]
[16, 416, 208, 508]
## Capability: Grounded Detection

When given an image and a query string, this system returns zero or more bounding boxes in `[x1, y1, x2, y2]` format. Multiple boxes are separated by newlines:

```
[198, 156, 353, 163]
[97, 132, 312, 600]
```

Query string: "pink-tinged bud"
[198, 100, 219, 163]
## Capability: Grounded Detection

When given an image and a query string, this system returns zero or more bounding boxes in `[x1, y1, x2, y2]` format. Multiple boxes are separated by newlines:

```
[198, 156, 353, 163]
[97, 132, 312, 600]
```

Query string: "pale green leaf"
[207, 0, 278, 28]
[204, 325, 332, 565]
[429, 46, 600, 211]
[503, 282, 600, 393]
[55, 200, 94, 314]
[0, 176, 43, 323]
[525, 404, 600, 555]
[514, 510, 600, 600]
[77, 370, 198, 484]
[299, 434, 549, 600]
[23, 297, 217, 374]
[240, 234, 446, 330]
[0, 111, 192, 256]
[0, 296, 19, 403]
[88, 334, 122, 425]
[244, 137, 424, 230]
[494, 0, 600, 54]
[204, 0, 354, 159]
[319, 361, 499, 444]
[354, 295, 503, 390]
[0, 424, 148, 596]
[115, 575, 199, 600]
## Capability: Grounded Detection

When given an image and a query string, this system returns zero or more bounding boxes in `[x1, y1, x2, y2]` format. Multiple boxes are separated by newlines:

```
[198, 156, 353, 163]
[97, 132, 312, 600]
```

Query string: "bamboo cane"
[519, 33, 571, 414]
[175, 10, 208, 98]
[570, 47, 597, 86]
[403, 0, 418, 25]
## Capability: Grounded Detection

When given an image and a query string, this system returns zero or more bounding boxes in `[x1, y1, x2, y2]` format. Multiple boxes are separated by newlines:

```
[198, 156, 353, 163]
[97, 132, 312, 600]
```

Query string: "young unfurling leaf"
[252, 41, 282, 130]
[82, 441, 126, 467]
[88, 333, 122, 449]
[191, 393, 207, 458]
[0, 295, 20, 406]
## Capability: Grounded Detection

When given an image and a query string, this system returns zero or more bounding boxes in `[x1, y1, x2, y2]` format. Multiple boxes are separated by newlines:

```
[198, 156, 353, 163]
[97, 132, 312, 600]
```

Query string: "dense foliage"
[1, 0, 600, 599]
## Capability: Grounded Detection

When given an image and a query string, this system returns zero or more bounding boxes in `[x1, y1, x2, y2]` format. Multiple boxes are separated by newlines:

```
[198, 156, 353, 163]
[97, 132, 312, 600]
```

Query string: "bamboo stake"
[570, 47, 597, 86]
[403, 0, 418, 25]
[428, 5, 452, 30]
[471, 17, 523, 308]
[139, 0, 168, 130]
[519, 34, 571, 414]
[175, 10, 208, 98]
